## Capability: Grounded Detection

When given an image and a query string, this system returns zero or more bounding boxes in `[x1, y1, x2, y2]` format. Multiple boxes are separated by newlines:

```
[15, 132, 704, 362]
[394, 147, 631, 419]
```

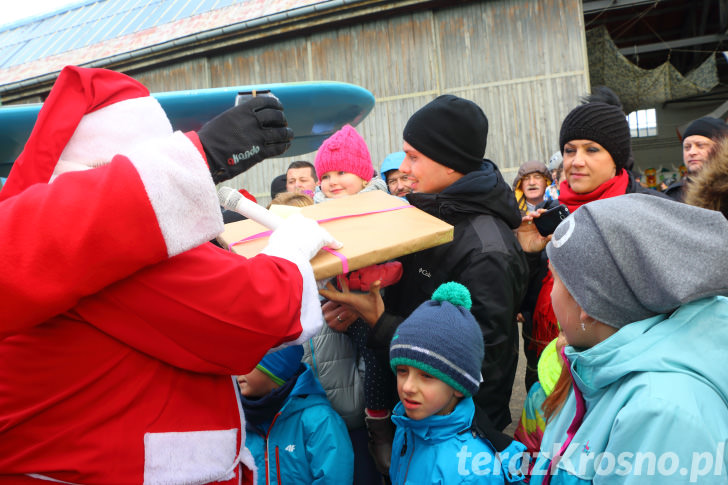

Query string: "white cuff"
[261, 246, 324, 345]
[127, 131, 223, 257]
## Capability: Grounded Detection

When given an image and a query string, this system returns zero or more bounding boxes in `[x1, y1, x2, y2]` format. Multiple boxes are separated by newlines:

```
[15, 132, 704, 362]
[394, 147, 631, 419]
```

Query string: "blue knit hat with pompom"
[389, 282, 484, 397]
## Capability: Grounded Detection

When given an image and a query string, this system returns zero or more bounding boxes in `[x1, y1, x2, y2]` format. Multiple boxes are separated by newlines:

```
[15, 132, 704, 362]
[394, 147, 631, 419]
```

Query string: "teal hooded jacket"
[390, 397, 526, 484]
[244, 364, 353, 485]
[531, 297, 728, 484]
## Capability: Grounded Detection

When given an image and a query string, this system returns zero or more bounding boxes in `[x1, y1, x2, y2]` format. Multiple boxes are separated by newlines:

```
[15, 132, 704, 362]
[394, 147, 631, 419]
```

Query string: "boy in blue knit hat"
[237, 345, 354, 485]
[389, 282, 526, 484]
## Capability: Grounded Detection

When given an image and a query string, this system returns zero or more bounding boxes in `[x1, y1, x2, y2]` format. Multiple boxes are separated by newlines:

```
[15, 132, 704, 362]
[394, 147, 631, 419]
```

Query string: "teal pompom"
[431, 282, 472, 310]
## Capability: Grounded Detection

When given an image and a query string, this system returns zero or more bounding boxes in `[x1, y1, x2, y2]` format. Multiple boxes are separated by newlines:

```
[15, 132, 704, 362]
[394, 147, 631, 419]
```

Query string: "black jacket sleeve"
[459, 248, 527, 431]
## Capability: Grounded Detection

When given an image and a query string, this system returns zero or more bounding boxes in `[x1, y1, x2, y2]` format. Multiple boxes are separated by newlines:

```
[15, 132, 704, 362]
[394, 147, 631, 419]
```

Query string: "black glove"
[197, 96, 294, 184]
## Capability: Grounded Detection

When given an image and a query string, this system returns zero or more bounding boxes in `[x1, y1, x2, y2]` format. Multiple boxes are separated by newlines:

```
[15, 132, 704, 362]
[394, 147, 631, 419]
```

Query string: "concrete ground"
[504, 321, 528, 437]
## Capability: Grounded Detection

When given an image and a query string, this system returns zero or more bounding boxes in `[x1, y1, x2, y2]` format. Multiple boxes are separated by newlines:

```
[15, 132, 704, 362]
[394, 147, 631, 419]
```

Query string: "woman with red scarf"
[518, 100, 667, 368]
[513, 101, 668, 480]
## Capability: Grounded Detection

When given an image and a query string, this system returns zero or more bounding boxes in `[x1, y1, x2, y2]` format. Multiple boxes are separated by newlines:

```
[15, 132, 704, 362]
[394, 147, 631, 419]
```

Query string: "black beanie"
[403, 95, 488, 174]
[683, 117, 728, 141]
[559, 102, 631, 173]
[270, 173, 287, 199]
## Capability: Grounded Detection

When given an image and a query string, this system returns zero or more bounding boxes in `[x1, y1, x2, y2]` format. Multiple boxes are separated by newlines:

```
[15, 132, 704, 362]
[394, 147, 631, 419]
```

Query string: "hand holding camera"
[517, 204, 570, 253]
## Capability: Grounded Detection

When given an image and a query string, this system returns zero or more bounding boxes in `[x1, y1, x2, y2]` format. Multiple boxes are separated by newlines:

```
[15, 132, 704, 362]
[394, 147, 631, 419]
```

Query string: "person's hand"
[516, 209, 552, 253]
[262, 214, 342, 261]
[319, 275, 384, 327]
[197, 96, 294, 184]
[321, 300, 358, 332]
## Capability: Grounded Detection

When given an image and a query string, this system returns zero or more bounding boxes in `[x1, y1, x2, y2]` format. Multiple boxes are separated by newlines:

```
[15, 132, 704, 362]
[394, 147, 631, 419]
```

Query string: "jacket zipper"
[263, 412, 282, 485]
[275, 446, 282, 485]
[402, 431, 415, 482]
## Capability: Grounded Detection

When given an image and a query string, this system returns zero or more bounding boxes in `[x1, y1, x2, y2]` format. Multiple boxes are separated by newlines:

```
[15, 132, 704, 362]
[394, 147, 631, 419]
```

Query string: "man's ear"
[454, 390, 464, 398]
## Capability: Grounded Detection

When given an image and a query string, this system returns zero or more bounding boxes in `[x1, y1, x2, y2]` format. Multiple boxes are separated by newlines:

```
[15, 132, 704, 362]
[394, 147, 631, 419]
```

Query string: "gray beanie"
[546, 194, 728, 328]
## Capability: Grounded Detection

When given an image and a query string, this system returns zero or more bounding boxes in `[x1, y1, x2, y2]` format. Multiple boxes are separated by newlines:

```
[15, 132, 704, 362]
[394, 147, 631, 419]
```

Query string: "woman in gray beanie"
[529, 194, 728, 484]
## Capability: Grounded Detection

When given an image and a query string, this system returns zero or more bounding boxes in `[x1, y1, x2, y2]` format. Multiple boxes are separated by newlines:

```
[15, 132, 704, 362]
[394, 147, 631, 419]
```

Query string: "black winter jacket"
[368, 160, 528, 431]
[663, 178, 686, 201]
[627, 171, 672, 198]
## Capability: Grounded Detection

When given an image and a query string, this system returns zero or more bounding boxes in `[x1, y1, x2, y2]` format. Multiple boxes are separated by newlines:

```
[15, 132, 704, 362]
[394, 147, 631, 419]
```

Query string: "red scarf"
[530, 170, 630, 356]
[557, 170, 630, 212]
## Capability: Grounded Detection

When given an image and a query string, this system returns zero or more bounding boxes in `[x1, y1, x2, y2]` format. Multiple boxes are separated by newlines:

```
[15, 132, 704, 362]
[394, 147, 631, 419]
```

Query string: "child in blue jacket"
[238, 345, 354, 485]
[388, 282, 526, 484]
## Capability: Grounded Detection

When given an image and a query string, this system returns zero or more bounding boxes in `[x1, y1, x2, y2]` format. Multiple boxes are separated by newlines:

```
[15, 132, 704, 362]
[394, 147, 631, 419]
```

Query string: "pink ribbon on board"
[227, 204, 415, 274]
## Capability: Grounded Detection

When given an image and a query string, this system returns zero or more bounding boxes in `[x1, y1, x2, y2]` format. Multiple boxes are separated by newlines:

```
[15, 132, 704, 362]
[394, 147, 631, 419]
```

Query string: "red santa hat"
[1, 66, 172, 201]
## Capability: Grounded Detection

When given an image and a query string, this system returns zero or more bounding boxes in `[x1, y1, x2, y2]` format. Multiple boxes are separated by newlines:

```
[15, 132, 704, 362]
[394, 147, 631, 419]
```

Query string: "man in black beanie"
[321, 94, 529, 437]
[666, 116, 728, 201]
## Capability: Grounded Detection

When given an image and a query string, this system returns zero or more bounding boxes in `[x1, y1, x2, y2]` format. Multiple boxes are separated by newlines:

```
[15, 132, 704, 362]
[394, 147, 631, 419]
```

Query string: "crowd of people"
[1, 66, 727, 484]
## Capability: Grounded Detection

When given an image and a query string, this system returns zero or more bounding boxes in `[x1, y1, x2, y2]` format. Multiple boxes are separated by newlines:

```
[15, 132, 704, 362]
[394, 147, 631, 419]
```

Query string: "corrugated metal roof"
[0, 0, 326, 86]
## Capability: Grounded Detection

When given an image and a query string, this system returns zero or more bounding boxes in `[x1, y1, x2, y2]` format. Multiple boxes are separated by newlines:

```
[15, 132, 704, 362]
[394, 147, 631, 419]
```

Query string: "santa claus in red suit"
[0, 66, 339, 484]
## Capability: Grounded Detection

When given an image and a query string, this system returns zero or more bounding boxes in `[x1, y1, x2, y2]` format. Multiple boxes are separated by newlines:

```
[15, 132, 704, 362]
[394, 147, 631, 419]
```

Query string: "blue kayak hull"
[0, 81, 375, 177]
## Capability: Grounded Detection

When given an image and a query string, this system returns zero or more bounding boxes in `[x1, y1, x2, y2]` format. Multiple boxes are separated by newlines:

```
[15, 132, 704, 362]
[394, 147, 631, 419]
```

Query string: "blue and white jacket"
[243, 364, 354, 485]
[531, 297, 728, 484]
[390, 397, 526, 484]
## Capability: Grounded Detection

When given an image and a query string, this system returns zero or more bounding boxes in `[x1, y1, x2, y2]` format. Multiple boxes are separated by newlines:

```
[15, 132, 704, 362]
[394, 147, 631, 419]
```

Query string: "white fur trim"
[260, 247, 324, 347]
[294, 258, 325, 343]
[57, 97, 172, 172]
[239, 447, 257, 485]
[230, 376, 253, 484]
[50, 95, 222, 256]
[126, 131, 223, 257]
[143, 429, 237, 484]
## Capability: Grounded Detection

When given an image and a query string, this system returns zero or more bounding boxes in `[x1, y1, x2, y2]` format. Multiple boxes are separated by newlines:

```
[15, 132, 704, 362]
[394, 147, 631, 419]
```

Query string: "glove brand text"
[228, 146, 260, 165]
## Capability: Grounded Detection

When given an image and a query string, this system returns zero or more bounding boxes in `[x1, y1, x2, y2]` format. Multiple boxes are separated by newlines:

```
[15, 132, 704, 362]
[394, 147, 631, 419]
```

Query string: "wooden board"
[218, 191, 454, 281]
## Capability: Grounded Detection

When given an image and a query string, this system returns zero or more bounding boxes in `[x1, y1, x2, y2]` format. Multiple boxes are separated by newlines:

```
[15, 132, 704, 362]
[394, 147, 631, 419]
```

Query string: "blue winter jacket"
[531, 297, 728, 484]
[390, 397, 526, 484]
[244, 364, 354, 485]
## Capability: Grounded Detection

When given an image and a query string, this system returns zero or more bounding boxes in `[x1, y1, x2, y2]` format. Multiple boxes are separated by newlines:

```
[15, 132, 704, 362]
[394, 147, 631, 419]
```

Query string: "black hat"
[683, 117, 728, 141]
[403, 95, 488, 174]
[559, 102, 631, 173]
[270, 173, 287, 199]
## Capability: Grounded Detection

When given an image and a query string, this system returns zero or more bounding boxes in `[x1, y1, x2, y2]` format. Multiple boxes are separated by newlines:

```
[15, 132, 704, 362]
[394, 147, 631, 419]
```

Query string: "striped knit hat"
[389, 282, 484, 397]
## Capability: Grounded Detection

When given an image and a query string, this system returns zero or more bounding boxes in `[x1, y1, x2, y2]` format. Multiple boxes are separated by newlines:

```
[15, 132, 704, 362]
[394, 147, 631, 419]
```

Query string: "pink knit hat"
[314, 124, 373, 182]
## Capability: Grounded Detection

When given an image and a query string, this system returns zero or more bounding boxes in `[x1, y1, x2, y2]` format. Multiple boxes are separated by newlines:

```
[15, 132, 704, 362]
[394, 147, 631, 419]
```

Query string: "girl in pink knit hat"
[307, 124, 400, 479]
[313, 124, 387, 202]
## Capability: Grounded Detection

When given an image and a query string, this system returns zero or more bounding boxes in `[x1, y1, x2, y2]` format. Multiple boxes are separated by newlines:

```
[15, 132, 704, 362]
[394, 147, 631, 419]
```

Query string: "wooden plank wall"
[135, 0, 589, 204]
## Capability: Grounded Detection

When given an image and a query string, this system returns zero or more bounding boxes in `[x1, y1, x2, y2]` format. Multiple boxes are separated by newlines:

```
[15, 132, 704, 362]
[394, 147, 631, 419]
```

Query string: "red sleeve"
[185, 131, 209, 169]
[0, 159, 167, 335]
[69, 243, 305, 375]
